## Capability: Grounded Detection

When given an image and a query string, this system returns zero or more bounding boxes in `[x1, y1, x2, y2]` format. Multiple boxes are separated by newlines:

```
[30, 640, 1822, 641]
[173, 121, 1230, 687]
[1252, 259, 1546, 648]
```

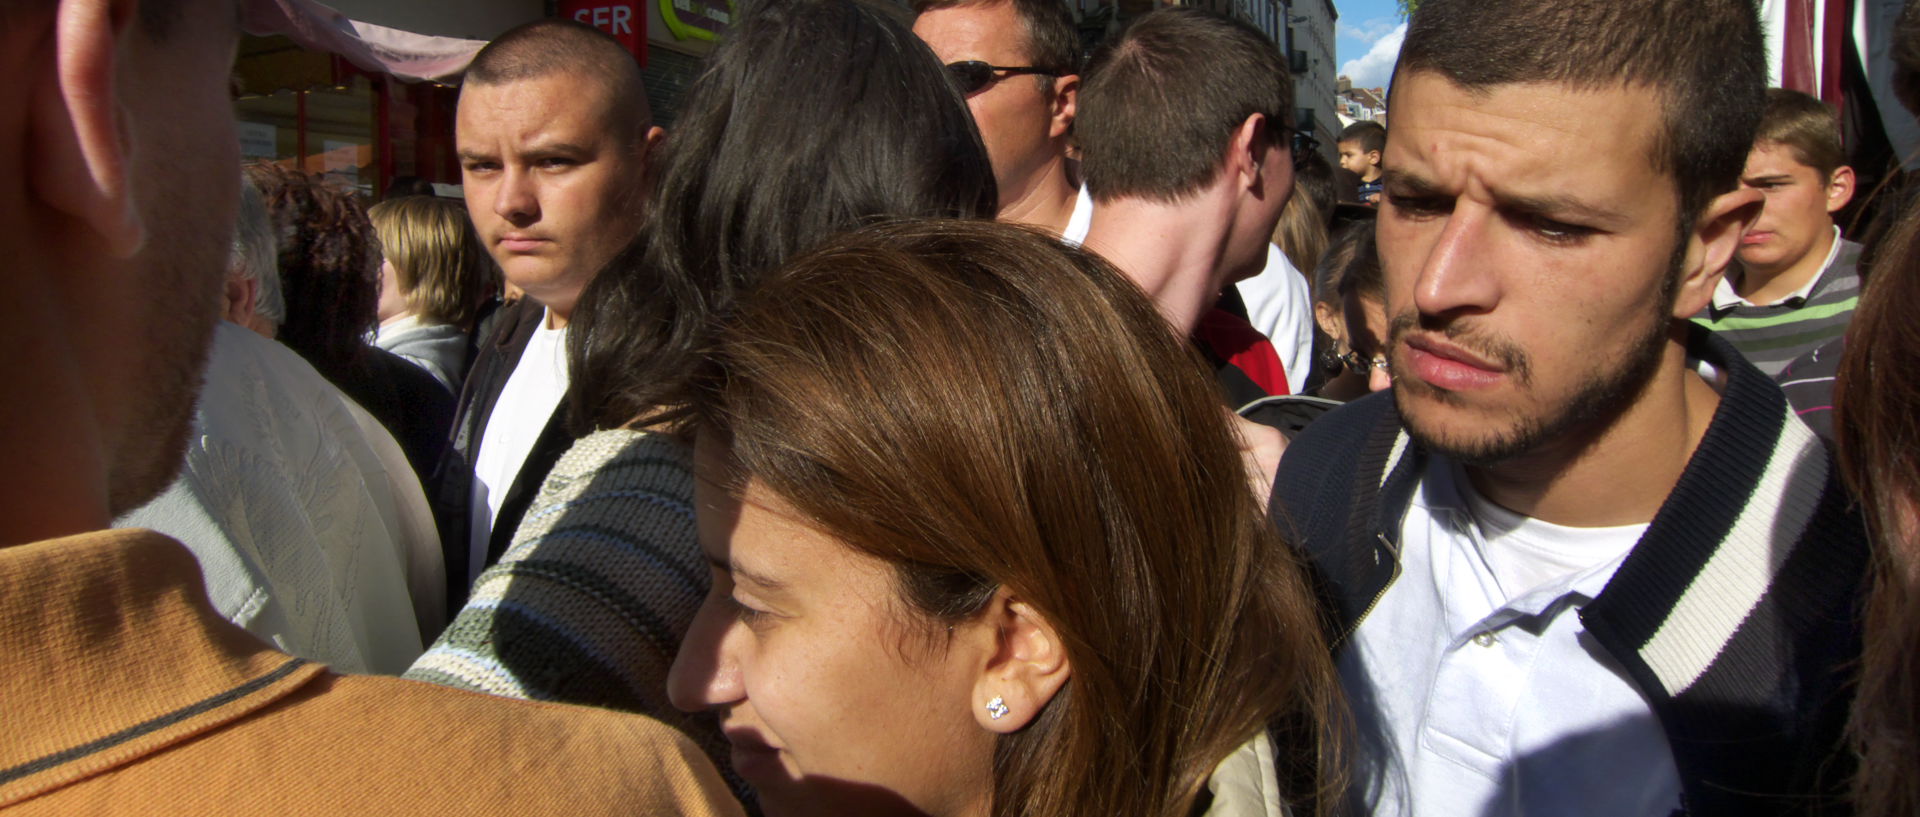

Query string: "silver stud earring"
[985, 696, 1009, 720]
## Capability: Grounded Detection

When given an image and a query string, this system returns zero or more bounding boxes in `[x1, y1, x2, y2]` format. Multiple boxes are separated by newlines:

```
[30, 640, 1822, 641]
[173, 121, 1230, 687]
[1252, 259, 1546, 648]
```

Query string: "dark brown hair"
[687, 218, 1343, 817]
[1313, 220, 1382, 309]
[243, 162, 379, 379]
[567, 0, 995, 432]
[1835, 198, 1920, 817]
[1076, 7, 1293, 203]
[367, 196, 495, 330]
[1756, 87, 1847, 178]
[463, 19, 651, 143]
[1337, 121, 1385, 155]
[1395, 0, 1765, 229]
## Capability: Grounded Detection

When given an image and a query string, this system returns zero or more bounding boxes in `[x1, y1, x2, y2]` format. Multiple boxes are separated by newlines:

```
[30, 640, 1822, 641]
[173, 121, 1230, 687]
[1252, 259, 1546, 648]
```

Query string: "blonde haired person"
[370, 195, 496, 393]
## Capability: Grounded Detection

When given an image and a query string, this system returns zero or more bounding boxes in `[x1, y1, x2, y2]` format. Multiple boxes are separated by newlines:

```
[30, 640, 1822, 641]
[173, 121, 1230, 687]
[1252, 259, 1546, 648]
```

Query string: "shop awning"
[242, 0, 487, 83]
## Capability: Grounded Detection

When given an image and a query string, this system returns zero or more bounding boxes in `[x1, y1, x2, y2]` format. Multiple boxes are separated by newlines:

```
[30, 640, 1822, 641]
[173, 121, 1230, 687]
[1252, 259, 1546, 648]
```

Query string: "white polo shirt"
[1340, 457, 1683, 816]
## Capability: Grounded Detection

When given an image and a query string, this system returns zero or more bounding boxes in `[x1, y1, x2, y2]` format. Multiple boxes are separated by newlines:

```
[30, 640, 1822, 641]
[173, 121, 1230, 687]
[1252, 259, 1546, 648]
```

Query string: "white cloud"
[1336, 16, 1397, 43]
[1338, 21, 1407, 91]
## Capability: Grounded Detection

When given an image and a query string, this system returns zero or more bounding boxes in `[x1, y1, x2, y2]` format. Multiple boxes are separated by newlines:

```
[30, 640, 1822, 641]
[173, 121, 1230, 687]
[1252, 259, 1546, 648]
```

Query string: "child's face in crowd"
[1338, 140, 1379, 176]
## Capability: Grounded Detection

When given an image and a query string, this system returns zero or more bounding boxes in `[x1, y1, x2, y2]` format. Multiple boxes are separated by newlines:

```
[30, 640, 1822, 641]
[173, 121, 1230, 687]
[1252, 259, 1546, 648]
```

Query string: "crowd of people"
[4, 0, 1920, 815]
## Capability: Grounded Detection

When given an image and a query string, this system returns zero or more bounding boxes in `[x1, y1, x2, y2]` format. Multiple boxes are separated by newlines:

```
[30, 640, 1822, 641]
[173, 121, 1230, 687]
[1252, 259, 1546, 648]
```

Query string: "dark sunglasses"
[945, 60, 1057, 95]
[1291, 128, 1320, 170]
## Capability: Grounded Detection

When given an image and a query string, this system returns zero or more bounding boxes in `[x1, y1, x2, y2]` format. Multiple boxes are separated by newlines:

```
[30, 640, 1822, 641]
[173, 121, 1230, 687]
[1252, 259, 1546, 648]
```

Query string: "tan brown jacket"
[0, 529, 745, 816]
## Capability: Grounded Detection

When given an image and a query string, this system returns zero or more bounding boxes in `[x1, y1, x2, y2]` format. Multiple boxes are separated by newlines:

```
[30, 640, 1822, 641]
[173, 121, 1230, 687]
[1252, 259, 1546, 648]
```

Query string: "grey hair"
[231, 177, 284, 327]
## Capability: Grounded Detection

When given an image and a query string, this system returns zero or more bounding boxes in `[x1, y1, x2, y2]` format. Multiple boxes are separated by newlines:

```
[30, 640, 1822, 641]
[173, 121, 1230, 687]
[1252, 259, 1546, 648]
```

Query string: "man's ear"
[969, 591, 1070, 733]
[1229, 113, 1274, 195]
[1825, 165, 1857, 213]
[1673, 186, 1763, 319]
[223, 274, 258, 326]
[29, 0, 144, 259]
[1047, 74, 1079, 140]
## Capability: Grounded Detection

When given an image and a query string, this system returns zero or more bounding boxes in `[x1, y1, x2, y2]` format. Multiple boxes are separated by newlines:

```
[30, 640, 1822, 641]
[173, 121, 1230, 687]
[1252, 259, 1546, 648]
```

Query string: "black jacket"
[1270, 327, 1866, 816]
[429, 299, 576, 615]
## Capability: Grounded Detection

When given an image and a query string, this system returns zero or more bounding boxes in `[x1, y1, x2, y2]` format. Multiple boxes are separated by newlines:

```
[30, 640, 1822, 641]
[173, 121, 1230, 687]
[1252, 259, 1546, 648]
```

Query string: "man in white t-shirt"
[433, 20, 662, 610]
[1270, 1, 1868, 815]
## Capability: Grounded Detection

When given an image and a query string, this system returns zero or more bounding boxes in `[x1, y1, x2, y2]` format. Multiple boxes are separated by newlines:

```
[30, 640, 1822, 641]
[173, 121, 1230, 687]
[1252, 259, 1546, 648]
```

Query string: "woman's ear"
[970, 591, 1070, 734]
[1312, 300, 1345, 343]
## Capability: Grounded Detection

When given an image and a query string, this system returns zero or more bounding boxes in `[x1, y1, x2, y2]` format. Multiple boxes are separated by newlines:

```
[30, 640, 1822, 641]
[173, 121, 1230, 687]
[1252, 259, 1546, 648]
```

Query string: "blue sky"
[1331, 0, 1404, 90]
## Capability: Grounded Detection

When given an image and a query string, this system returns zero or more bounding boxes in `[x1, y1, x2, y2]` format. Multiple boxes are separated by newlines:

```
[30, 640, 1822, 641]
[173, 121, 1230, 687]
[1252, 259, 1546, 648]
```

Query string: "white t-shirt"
[1234, 245, 1314, 395]
[1062, 185, 1094, 246]
[468, 309, 569, 580]
[1340, 458, 1682, 817]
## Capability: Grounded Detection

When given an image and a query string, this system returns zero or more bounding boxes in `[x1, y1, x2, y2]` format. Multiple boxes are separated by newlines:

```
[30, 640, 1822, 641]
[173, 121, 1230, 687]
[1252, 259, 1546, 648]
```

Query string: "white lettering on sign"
[573, 5, 634, 35]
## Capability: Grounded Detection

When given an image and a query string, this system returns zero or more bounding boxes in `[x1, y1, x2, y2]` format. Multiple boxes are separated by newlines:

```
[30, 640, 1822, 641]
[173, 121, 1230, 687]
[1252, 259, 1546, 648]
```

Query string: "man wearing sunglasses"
[914, 0, 1082, 236]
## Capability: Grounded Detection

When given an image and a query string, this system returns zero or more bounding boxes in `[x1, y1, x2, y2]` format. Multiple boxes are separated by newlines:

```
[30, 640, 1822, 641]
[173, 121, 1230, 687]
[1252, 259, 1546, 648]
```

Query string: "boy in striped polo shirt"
[1695, 88, 1860, 378]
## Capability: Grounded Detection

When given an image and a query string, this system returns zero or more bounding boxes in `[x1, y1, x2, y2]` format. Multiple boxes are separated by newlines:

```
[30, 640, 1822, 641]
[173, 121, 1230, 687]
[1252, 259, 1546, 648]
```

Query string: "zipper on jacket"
[1332, 532, 1402, 648]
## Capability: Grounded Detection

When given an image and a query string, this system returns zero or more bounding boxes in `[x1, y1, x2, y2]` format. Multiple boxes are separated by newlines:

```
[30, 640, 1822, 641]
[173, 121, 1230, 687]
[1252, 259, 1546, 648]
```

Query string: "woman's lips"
[724, 729, 785, 780]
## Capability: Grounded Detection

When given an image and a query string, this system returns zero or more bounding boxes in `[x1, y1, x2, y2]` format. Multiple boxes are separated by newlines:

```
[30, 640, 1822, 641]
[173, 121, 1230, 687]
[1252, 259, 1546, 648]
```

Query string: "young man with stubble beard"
[1271, 1, 1868, 815]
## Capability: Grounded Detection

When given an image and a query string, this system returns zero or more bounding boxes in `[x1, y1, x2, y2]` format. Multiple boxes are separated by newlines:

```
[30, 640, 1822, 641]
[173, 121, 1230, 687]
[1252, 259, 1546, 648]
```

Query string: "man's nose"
[492, 167, 540, 227]
[1411, 204, 1504, 320]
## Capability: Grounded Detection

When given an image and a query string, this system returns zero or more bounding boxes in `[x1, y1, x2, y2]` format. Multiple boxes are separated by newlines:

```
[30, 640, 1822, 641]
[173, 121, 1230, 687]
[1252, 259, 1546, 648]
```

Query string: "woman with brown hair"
[668, 219, 1343, 817]
[1836, 177, 1920, 817]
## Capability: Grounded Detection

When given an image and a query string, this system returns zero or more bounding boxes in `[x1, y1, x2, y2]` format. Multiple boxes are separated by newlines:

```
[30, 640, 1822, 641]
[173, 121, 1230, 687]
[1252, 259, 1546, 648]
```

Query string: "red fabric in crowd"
[1195, 308, 1290, 396]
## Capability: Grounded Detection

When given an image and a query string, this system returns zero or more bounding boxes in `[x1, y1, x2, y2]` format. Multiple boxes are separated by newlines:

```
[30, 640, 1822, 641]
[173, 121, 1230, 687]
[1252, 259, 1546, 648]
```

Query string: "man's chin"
[1392, 385, 1550, 468]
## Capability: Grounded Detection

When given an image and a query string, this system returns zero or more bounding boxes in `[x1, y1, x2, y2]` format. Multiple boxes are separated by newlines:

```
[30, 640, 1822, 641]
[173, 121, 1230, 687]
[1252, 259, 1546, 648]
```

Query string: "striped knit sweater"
[1271, 326, 1867, 816]
[1692, 235, 1862, 378]
[405, 430, 739, 795]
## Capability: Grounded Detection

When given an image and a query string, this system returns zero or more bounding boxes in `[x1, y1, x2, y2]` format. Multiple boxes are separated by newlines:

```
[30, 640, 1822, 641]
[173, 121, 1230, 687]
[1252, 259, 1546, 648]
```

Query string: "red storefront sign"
[559, 0, 647, 66]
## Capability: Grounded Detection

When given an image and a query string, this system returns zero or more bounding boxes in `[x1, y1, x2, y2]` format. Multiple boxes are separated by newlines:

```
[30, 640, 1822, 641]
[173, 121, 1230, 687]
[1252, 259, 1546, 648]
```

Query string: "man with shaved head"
[436, 19, 662, 611]
[0, 1, 739, 813]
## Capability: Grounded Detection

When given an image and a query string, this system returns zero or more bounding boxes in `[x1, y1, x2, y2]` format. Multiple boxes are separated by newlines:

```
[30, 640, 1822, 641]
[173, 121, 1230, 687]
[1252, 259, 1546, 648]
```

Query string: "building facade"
[1287, 0, 1337, 164]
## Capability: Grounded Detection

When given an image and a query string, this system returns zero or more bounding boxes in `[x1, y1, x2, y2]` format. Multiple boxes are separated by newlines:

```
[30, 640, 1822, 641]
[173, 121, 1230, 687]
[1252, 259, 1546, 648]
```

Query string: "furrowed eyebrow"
[1380, 169, 1446, 197]
[1745, 174, 1795, 185]
[1492, 191, 1629, 230]
[1383, 169, 1626, 228]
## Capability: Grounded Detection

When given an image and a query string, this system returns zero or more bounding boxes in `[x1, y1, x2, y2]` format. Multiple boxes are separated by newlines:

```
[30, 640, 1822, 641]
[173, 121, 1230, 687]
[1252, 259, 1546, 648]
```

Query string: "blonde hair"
[367, 196, 494, 329]
[1272, 178, 1328, 276]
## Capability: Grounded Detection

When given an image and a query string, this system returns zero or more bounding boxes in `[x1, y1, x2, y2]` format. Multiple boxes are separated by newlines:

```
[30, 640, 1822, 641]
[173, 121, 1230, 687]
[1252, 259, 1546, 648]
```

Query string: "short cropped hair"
[368, 196, 495, 330]
[1395, 0, 1765, 228]
[913, 0, 1081, 91]
[1756, 88, 1846, 178]
[463, 19, 651, 143]
[1338, 121, 1385, 154]
[1077, 7, 1293, 203]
